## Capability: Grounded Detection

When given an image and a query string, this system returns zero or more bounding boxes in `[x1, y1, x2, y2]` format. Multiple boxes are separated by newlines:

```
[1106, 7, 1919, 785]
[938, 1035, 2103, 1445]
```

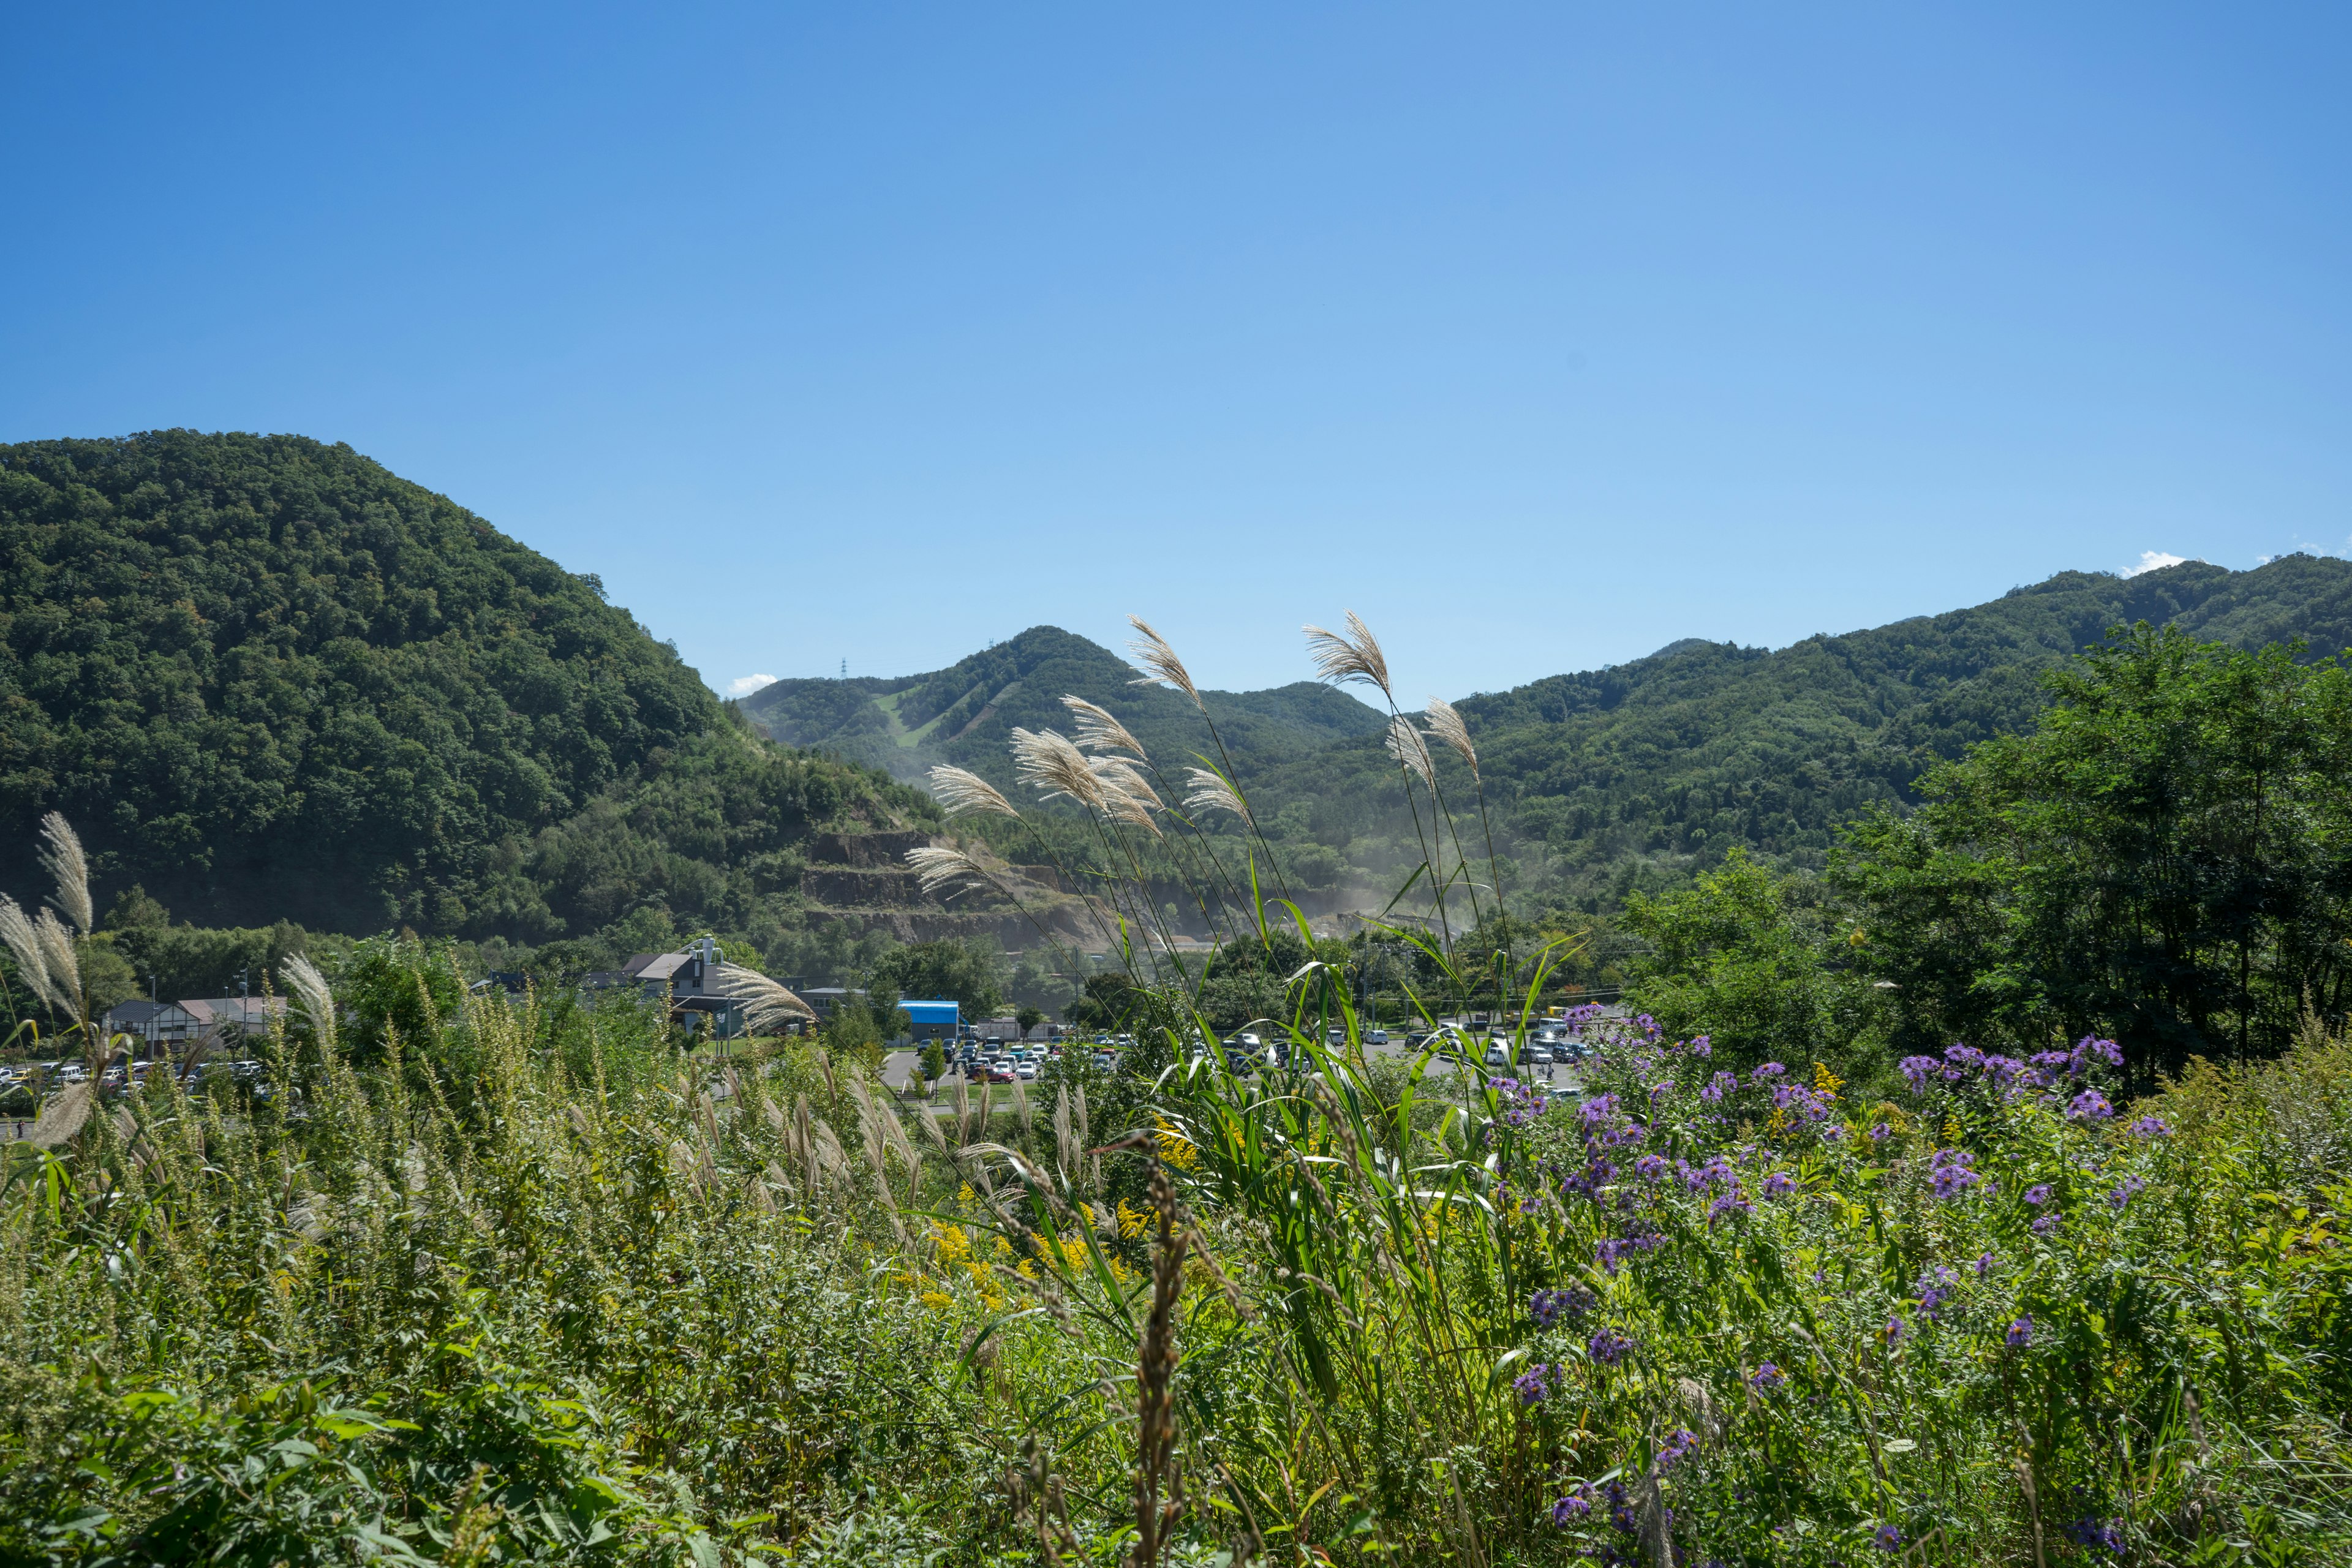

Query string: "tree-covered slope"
[0, 431, 930, 938]
[1237, 557, 2352, 911]
[741, 624, 1387, 786]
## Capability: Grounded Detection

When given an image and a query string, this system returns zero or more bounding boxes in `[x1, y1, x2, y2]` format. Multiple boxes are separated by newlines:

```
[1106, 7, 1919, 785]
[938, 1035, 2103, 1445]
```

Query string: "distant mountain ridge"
[739, 625, 1389, 787]
[743, 559, 2352, 921]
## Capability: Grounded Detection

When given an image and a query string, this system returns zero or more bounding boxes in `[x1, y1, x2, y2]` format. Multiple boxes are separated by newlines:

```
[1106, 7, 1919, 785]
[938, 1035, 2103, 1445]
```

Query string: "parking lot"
[881, 1020, 1591, 1104]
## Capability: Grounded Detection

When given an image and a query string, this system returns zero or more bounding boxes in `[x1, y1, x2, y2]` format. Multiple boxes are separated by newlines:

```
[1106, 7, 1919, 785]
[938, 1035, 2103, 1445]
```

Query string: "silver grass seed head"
[32, 908, 81, 1020]
[37, 813, 92, 935]
[1061, 695, 1147, 759]
[1009, 727, 1109, 812]
[0, 895, 69, 1016]
[280, 954, 336, 1046]
[1303, 611, 1391, 698]
[1125, 616, 1202, 710]
[1385, 715, 1434, 786]
[1181, 767, 1253, 828]
[929, 764, 1020, 820]
[1424, 696, 1479, 778]
[905, 845, 1013, 900]
[1089, 756, 1164, 837]
[714, 960, 817, 1032]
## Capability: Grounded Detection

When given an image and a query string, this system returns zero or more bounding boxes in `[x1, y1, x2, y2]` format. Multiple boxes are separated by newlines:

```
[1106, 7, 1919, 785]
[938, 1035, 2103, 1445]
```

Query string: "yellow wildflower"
[1944, 1115, 1964, 1144]
[994, 1234, 1014, 1256]
[957, 1182, 977, 1206]
[920, 1291, 955, 1311]
[1812, 1061, 1843, 1099]
[1016, 1258, 1036, 1280]
[1152, 1115, 1199, 1170]
[1059, 1237, 1091, 1273]
[933, 1223, 971, 1264]
[1109, 1257, 1137, 1284]
[1117, 1197, 1149, 1240]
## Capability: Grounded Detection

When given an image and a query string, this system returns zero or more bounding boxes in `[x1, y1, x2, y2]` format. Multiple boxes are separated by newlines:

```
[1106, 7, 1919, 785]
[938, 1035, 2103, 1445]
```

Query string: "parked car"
[1365, 1028, 1390, 1046]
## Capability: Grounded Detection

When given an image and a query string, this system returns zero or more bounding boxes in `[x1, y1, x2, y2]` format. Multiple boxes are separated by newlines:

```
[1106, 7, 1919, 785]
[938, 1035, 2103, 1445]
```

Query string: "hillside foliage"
[0, 432, 933, 957]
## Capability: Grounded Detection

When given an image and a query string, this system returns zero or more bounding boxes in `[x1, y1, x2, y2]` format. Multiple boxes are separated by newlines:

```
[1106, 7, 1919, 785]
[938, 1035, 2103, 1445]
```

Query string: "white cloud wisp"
[2124, 551, 2190, 578]
[728, 674, 778, 696]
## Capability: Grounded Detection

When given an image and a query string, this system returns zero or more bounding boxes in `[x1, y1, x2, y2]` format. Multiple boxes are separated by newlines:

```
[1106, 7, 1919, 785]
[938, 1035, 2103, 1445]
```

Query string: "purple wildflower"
[1868, 1121, 1893, 1142]
[1512, 1362, 1555, 1404]
[2073, 1035, 2125, 1070]
[2130, 1115, 2170, 1138]
[1701, 1070, 1736, 1104]
[2007, 1316, 2033, 1348]
[1874, 1523, 1904, 1551]
[1760, 1171, 1797, 1199]
[1706, 1188, 1754, 1227]
[1550, 1489, 1592, 1526]
[1748, 1362, 1785, 1390]
[1655, 1427, 1699, 1469]
[1975, 1251, 1995, 1278]
[1691, 1035, 1711, 1057]
[1588, 1329, 1634, 1366]
[1580, 1093, 1620, 1131]
[2066, 1517, 2125, 1556]
[2108, 1175, 2147, 1210]
[1634, 1153, 1670, 1182]
[1930, 1163, 1981, 1200]
[2023, 1183, 2053, 1207]
[2031, 1213, 2059, 1235]
[1530, 1286, 1594, 1328]
[1898, 1055, 1940, 1093]
[1884, 1313, 1907, 1343]
[2067, 1089, 2116, 1123]
[1751, 1061, 1786, 1082]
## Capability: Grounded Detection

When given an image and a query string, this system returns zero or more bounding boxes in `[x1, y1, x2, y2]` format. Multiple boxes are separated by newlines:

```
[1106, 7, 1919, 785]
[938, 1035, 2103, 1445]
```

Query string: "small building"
[180, 997, 287, 1042]
[902, 999, 959, 1044]
[104, 1000, 202, 1051]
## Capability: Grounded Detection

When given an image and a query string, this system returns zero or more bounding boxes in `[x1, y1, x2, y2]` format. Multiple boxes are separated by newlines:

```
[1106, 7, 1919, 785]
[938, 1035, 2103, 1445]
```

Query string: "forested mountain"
[0, 432, 934, 950]
[745, 560, 2352, 922]
[741, 625, 1387, 786]
[1237, 556, 2352, 912]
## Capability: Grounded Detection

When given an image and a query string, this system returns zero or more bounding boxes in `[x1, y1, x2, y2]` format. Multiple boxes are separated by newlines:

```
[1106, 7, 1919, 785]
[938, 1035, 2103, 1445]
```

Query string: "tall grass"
[4, 612, 2350, 1565]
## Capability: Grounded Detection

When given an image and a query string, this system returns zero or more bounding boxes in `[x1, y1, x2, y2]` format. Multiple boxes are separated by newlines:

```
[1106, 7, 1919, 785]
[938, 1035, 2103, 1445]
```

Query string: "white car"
[1365, 1028, 1389, 1046]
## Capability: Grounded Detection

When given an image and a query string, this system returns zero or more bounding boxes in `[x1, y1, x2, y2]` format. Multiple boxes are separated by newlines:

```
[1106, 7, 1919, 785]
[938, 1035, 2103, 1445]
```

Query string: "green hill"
[740, 625, 1388, 786]
[1238, 556, 2352, 913]
[0, 431, 935, 947]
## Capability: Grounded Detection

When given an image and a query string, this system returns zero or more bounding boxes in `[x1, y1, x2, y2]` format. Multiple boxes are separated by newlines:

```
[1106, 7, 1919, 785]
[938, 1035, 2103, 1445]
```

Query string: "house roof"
[633, 953, 691, 982]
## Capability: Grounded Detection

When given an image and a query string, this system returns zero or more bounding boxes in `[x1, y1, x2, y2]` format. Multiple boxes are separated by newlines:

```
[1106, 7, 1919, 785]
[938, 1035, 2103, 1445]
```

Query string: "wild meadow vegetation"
[3, 615, 2350, 1565]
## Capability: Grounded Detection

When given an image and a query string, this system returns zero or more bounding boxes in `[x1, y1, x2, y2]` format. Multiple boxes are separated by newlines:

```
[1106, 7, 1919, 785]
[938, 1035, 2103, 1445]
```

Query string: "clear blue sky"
[7, 4, 2348, 702]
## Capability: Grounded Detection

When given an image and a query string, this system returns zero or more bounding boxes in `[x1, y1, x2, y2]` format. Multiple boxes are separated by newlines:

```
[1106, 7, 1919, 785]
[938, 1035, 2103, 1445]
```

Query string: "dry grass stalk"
[1385, 715, 1434, 787]
[1424, 696, 1477, 778]
[929, 764, 1020, 820]
[1132, 1158, 1189, 1567]
[1125, 616, 1202, 709]
[1302, 611, 1390, 698]
[1180, 768, 1252, 829]
[1062, 695, 1147, 758]
[713, 962, 816, 1033]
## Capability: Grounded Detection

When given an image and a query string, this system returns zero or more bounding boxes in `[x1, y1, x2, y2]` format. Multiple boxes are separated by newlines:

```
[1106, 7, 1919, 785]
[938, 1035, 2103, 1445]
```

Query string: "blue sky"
[6, 4, 2348, 701]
